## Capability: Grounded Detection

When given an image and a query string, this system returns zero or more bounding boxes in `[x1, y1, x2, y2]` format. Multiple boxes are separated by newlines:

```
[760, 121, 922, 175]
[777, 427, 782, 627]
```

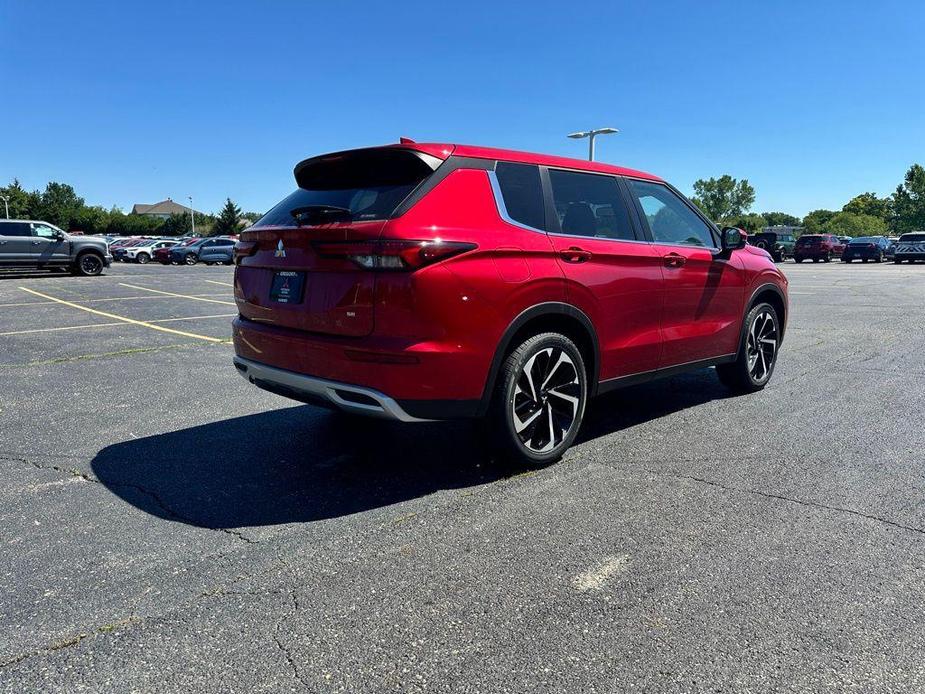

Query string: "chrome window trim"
[547, 231, 652, 246]
[487, 169, 547, 235]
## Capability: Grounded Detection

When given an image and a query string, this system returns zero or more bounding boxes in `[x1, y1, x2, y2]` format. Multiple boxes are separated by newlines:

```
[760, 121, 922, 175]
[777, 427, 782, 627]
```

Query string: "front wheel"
[72, 252, 104, 277]
[895, 258, 902, 264]
[490, 332, 587, 467]
[716, 303, 781, 393]
[136, 252, 150, 264]
[184, 254, 198, 266]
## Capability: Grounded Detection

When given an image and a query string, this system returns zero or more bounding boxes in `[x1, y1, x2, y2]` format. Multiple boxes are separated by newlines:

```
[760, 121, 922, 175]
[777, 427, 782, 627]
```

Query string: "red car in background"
[793, 234, 845, 263]
[232, 142, 789, 464]
[155, 237, 200, 264]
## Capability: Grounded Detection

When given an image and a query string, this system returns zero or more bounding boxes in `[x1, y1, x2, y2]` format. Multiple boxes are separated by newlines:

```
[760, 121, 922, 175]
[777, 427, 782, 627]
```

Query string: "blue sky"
[1, 1, 922, 217]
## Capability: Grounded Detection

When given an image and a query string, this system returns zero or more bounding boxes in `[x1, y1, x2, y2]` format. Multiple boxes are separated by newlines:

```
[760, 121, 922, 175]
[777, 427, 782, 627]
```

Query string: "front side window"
[548, 169, 635, 241]
[627, 180, 716, 248]
[494, 162, 545, 230]
[32, 224, 58, 238]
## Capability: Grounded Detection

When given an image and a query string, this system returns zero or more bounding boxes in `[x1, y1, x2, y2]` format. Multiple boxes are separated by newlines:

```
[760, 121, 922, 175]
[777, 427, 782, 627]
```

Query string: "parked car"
[154, 237, 200, 264]
[231, 142, 788, 465]
[894, 231, 925, 263]
[169, 237, 235, 265]
[793, 234, 845, 262]
[122, 239, 179, 264]
[0, 219, 112, 275]
[841, 236, 891, 263]
[750, 230, 795, 262]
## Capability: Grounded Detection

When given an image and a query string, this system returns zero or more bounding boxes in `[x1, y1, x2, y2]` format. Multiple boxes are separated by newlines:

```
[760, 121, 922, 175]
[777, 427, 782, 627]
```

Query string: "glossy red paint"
[232, 142, 788, 418]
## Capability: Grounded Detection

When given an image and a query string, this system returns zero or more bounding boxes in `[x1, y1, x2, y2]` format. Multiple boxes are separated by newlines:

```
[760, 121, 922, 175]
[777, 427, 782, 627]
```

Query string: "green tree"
[212, 198, 241, 236]
[161, 213, 191, 236]
[71, 205, 111, 234]
[843, 192, 891, 222]
[0, 179, 41, 219]
[691, 175, 756, 222]
[725, 213, 768, 233]
[826, 212, 887, 237]
[761, 212, 801, 227]
[892, 164, 925, 234]
[802, 209, 837, 234]
[37, 182, 85, 229]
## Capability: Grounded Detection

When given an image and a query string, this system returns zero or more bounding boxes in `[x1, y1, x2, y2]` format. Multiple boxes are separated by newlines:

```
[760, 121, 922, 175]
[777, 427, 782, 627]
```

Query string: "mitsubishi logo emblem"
[275, 240, 286, 258]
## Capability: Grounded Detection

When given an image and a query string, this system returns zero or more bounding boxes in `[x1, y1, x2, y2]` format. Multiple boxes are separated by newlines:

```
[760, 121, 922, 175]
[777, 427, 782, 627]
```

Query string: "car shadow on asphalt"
[90, 369, 734, 528]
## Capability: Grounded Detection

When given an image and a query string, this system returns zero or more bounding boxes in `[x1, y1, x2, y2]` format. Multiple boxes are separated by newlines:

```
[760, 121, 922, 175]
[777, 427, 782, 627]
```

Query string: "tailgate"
[235, 221, 387, 337]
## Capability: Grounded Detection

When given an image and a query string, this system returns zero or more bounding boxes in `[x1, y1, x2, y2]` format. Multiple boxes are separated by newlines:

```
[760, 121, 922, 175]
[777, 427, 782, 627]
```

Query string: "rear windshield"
[797, 236, 821, 244]
[900, 233, 925, 242]
[850, 237, 878, 244]
[255, 148, 441, 227]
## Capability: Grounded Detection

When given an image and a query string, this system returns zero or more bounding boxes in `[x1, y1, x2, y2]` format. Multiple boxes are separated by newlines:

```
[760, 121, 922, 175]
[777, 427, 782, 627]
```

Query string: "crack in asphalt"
[0, 617, 140, 669]
[650, 469, 925, 537]
[0, 453, 257, 545]
[270, 546, 309, 688]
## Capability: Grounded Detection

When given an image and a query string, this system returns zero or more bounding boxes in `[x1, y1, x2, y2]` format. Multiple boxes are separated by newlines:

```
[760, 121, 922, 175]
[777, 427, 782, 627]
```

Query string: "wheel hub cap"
[746, 311, 778, 383]
[512, 347, 581, 453]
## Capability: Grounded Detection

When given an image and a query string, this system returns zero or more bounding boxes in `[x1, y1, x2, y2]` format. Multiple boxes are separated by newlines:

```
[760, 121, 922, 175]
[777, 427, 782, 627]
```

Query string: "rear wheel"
[136, 252, 150, 264]
[490, 332, 587, 467]
[184, 254, 198, 266]
[895, 258, 902, 264]
[716, 303, 781, 393]
[795, 257, 803, 263]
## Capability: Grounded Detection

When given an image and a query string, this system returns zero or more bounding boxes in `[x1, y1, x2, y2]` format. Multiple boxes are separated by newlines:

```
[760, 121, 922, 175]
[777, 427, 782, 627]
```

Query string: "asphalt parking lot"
[2, 260, 925, 692]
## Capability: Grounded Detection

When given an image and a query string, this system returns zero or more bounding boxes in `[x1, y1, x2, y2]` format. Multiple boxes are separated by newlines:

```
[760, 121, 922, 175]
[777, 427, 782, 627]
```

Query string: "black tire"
[812, 257, 820, 263]
[489, 332, 587, 467]
[159, 260, 170, 265]
[894, 258, 902, 264]
[862, 258, 868, 263]
[72, 252, 104, 277]
[136, 252, 150, 264]
[716, 302, 781, 393]
[875, 253, 883, 263]
[795, 258, 803, 263]
[823, 252, 832, 263]
[184, 253, 198, 266]
[842, 258, 850, 263]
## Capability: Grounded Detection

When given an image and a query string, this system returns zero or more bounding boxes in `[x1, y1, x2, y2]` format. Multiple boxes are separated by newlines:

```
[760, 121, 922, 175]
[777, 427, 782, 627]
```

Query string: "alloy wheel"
[512, 347, 581, 453]
[745, 310, 778, 383]
[80, 254, 102, 275]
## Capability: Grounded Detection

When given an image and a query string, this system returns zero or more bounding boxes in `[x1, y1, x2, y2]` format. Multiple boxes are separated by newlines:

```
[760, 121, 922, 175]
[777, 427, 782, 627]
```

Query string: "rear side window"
[627, 180, 716, 248]
[494, 162, 545, 230]
[0, 222, 30, 237]
[256, 148, 440, 227]
[900, 233, 925, 242]
[548, 169, 636, 241]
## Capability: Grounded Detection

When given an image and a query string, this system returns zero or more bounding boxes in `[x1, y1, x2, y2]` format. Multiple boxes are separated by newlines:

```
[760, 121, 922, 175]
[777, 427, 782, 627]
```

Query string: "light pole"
[567, 127, 618, 161]
[0, 195, 8, 219]
[188, 196, 196, 236]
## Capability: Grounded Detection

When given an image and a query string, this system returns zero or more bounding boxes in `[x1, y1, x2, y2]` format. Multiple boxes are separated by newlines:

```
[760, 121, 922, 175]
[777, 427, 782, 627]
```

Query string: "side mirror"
[54, 230, 66, 240]
[720, 226, 747, 254]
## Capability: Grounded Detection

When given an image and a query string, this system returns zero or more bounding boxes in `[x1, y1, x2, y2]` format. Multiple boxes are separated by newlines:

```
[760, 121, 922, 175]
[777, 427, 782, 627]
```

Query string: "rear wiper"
[290, 205, 352, 226]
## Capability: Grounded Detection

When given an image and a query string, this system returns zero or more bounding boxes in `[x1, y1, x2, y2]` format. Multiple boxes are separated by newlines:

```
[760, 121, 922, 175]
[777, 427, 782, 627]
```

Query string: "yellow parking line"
[18, 288, 228, 343]
[118, 282, 236, 306]
[204, 279, 233, 287]
[0, 313, 237, 337]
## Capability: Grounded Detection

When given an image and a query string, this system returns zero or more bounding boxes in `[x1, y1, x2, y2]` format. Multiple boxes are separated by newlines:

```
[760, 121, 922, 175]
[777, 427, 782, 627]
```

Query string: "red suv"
[232, 143, 788, 464]
[793, 234, 845, 263]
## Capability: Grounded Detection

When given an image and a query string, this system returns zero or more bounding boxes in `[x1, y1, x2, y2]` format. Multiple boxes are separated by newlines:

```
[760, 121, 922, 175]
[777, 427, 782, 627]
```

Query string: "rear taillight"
[233, 240, 258, 263]
[313, 239, 476, 271]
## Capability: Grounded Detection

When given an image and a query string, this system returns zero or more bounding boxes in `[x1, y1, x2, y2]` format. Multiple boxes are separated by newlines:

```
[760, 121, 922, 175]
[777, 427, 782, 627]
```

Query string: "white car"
[123, 240, 178, 264]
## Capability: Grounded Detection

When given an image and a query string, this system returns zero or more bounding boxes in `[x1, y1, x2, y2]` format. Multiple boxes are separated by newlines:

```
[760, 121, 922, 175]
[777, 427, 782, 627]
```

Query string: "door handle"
[663, 252, 686, 268]
[32, 241, 42, 245]
[559, 246, 592, 263]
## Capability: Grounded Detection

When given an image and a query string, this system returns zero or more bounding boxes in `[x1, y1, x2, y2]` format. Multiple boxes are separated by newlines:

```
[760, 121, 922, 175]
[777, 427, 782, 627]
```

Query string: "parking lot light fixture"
[567, 127, 619, 161]
[1, 195, 8, 219]
[188, 196, 196, 236]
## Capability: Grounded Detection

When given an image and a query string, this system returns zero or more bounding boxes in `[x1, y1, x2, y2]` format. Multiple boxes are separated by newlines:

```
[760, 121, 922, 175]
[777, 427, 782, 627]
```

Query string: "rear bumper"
[231, 316, 485, 419]
[897, 253, 925, 260]
[233, 355, 431, 421]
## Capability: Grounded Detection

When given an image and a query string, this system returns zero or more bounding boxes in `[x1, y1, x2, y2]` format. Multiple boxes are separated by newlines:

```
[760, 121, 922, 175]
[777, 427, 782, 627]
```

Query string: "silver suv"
[0, 220, 112, 275]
